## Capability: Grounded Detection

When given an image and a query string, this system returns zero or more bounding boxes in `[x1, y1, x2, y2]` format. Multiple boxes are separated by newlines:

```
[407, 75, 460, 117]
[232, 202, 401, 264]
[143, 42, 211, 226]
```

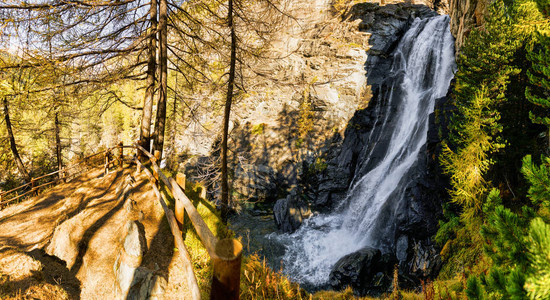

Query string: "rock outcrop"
[273, 189, 311, 233]
[260, 3, 438, 232]
[328, 247, 397, 297]
[449, 0, 490, 49]
[178, 0, 376, 203]
[114, 220, 167, 300]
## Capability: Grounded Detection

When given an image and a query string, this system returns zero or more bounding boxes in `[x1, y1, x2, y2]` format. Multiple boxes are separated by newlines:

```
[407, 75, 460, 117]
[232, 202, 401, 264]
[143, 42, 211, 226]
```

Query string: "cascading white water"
[273, 15, 456, 286]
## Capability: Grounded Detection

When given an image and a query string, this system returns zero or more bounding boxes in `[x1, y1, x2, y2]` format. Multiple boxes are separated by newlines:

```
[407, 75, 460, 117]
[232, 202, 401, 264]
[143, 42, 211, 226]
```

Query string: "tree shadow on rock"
[27, 248, 82, 299]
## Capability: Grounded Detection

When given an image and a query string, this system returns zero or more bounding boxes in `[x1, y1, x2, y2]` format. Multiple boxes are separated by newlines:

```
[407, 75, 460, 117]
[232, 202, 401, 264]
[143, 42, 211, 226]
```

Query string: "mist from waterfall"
[272, 15, 456, 287]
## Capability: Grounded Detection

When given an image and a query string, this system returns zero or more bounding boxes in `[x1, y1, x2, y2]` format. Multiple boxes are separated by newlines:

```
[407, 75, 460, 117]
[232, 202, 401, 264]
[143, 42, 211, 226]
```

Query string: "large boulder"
[273, 189, 311, 233]
[114, 220, 167, 300]
[328, 247, 397, 297]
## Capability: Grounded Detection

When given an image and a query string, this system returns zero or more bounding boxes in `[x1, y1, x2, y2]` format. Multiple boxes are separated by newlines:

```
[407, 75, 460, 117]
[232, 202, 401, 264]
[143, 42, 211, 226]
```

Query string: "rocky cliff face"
[273, 2, 438, 229]
[179, 0, 439, 204]
[449, 0, 489, 49]
[178, 0, 370, 202]
[172, 0, 482, 205]
[205, 0, 457, 295]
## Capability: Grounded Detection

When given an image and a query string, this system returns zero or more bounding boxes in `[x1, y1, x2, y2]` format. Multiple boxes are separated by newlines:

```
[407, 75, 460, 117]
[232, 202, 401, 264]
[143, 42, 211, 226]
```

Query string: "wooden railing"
[0, 150, 107, 207]
[131, 144, 242, 300]
[0, 143, 243, 299]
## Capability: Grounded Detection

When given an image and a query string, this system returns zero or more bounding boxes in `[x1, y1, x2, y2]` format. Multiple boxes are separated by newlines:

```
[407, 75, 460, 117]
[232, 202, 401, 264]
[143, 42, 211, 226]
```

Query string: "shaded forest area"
[435, 0, 550, 297]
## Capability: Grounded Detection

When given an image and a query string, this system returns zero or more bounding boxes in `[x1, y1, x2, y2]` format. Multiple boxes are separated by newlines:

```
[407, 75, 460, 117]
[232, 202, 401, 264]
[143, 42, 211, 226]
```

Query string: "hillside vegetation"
[435, 0, 550, 298]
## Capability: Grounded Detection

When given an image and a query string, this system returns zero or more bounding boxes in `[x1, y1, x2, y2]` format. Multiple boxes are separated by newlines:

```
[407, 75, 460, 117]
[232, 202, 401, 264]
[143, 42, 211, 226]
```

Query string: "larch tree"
[180, 0, 287, 222]
[152, 0, 168, 158]
[220, 0, 237, 222]
[2, 96, 30, 181]
[0, 0, 163, 158]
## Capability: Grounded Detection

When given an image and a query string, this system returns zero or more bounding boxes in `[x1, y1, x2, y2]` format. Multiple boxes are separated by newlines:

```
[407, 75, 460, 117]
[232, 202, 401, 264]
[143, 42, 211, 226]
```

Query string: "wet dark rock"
[317, 94, 451, 287]
[304, 11, 452, 296]
[408, 240, 443, 279]
[273, 189, 311, 233]
[329, 247, 397, 297]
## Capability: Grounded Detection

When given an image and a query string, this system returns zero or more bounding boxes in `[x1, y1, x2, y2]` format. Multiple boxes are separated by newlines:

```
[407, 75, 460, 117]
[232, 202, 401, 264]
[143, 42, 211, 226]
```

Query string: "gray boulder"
[273, 189, 311, 233]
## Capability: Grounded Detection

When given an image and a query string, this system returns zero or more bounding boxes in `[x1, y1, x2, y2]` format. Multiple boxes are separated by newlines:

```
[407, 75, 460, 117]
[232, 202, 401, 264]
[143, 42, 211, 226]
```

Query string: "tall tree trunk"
[221, 0, 237, 223]
[139, 0, 158, 156]
[167, 73, 178, 169]
[3, 97, 31, 182]
[55, 112, 63, 178]
[153, 0, 168, 159]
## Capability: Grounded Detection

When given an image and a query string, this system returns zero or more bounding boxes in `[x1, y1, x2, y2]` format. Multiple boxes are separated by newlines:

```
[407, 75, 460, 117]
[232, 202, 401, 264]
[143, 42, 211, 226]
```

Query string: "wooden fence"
[132, 144, 242, 300]
[0, 143, 243, 300]
[0, 150, 106, 207]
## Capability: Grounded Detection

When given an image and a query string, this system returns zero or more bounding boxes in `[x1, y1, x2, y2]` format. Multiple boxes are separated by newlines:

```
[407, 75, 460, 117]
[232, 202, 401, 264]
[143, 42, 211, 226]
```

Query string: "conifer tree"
[438, 0, 549, 277]
[442, 87, 504, 219]
[521, 155, 550, 207]
[525, 218, 550, 299]
[526, 33, 550, 147]
[467, 157, 550, 299]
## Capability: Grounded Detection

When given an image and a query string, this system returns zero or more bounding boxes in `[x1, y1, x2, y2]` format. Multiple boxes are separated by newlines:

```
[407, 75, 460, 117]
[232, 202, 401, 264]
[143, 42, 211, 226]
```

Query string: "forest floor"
[0, 167, 194, 299]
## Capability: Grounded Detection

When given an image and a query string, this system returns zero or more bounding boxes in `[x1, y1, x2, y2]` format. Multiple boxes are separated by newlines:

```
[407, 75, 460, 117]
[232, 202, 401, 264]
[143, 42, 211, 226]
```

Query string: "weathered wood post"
[60, 168, 66, 183]
[135, 158, 142, 176]
[31, 178, 37, 196]
[154, 150, 161, 161]
[210, 238, 243, 300]
[104, 150, 110, 176]
[200, 184, 207, 200]
[175, 173, 186, 231]
[118, 142, 124, 170]
[152, 150, 161, 182]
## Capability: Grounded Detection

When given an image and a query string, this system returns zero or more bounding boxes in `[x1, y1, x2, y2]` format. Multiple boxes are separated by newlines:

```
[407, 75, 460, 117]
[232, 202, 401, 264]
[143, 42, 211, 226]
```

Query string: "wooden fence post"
[154, 150, 161, 161]
[31, 178, 37, 196]
[118, 142, 124, 169]
[175, 173, 186, 231]
[211, 239, 243, 300]
[200, 185, 207, 199]
[152, 150, 161, 182]
[104, 150, 110, 176]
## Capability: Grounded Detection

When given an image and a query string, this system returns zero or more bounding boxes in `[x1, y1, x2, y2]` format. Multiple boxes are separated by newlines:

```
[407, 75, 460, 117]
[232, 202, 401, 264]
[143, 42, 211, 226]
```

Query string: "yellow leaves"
[442, 87, 503, 217]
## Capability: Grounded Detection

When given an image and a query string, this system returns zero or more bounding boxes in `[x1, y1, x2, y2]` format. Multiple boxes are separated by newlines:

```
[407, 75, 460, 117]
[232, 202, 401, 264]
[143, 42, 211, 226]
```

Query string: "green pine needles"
[437, 0, 550, 297]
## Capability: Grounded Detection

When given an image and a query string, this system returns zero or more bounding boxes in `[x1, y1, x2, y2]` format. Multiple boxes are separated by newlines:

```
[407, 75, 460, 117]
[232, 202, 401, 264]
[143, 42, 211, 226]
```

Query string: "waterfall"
[273, 15, 456, 287]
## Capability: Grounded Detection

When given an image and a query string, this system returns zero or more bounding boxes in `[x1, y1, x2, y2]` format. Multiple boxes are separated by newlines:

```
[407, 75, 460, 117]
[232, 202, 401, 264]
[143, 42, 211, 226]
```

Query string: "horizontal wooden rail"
[137, 157, 201, 300]
[31, 170, 60, 182]
[132, 144, 242, 300]
[32, 180, 57, 191]
[134, 145, 219, 257]
[0, 146, 122, 207]
[0, 181, 32, 196]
